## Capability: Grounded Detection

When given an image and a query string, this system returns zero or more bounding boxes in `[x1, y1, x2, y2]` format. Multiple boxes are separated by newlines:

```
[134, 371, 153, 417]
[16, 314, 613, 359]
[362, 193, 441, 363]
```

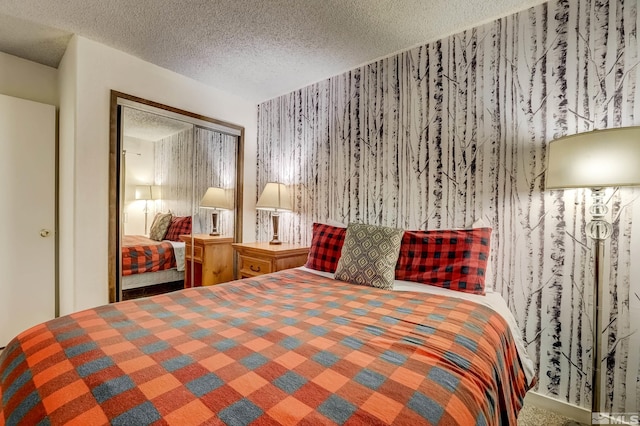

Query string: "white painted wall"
[123, 136, 156, 236]
[0, 51, 58, 105]
[58, 35, 258, 315]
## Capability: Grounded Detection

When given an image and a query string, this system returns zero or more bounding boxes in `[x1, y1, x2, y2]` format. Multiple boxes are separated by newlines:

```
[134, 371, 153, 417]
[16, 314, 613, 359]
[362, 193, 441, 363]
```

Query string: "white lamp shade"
[135, 185, 152, 200]
[150, 185, 161, 200]
[256, 182, 293, 211]
[546, 127, 640, 189]
[200, 187, 232, 210]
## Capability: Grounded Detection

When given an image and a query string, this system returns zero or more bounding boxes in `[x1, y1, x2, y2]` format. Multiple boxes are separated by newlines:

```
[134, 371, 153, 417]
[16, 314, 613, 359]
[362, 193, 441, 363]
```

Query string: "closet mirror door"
[121, 107, 194, 300]
[109, 91, 244, 303]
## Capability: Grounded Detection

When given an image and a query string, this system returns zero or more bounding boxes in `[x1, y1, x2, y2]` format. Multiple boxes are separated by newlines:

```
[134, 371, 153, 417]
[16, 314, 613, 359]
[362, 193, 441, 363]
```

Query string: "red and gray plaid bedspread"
[0, 269, 531, 425]
[122, 235, 176, 276]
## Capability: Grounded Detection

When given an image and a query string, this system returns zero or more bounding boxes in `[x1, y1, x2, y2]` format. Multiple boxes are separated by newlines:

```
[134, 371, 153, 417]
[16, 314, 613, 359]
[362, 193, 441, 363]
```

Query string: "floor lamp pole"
[144, 200, 149, 234]
[592, 237, 604, 413]
[587, 188, 612, 414]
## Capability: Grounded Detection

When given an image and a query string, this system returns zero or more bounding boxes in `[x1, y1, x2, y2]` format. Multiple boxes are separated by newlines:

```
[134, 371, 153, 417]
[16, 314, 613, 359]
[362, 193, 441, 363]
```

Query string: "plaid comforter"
[0, 269, 530, 425]
[122, 235, 176, 276]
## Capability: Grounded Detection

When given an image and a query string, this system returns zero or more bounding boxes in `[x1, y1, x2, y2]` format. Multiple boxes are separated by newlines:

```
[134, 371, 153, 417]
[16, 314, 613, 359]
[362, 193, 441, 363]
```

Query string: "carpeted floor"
[518, 403, 587, 426]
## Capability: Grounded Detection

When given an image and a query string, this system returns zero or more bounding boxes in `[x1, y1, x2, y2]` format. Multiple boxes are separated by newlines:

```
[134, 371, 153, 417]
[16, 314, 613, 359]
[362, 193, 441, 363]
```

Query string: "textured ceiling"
[123, 107, 192, 141]
[0, 0, 548, 103]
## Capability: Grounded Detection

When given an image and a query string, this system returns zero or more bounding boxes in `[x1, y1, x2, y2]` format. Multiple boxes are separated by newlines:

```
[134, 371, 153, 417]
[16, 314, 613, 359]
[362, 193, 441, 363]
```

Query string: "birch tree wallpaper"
[155, 127, 238, 236]
[256, 0, 640, 412]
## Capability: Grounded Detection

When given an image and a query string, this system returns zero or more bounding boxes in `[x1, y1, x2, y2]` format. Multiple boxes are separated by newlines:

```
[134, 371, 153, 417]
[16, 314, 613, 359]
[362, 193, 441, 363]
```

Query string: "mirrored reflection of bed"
[119, 107, 191, 297]
[121, 235, 186, 291]
[112, 92, 244, 302]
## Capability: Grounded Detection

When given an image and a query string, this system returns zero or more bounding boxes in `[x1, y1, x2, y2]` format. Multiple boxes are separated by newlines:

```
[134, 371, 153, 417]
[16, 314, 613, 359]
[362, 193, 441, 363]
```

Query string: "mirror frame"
[108, 90, 244, 303]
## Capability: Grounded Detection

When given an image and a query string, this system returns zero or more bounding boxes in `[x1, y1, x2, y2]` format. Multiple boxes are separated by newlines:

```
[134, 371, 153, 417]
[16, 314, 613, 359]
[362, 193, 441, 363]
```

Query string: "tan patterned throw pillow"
[149, 212, 173, 241]
[334, 223, 404, 290]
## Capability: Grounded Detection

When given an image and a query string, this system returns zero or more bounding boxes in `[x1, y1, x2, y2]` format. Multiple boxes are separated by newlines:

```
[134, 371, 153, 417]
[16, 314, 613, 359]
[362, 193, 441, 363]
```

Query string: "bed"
[0, 223, 535, 425]
[121, 235, 185, 291]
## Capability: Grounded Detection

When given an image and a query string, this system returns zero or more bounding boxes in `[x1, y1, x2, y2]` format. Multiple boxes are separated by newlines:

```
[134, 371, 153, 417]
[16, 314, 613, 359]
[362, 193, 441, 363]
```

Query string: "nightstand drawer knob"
[249, 265, 261, 273]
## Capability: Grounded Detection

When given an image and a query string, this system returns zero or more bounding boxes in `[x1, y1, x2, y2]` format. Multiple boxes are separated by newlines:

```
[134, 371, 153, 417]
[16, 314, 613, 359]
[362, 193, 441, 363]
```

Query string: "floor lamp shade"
[200, 187, 232, 236]
[135, 185, 152, 201]
[546, 127, 640, 189]
[545, 126, 640, 415]
[150, 185, 161, 200]
[256, 182, 292, 244]
[135, 185, 161, 201]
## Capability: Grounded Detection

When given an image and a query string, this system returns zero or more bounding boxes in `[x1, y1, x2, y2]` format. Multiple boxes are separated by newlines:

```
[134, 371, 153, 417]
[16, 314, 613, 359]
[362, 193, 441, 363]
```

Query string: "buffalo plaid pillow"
[395, 227, 492, 294]
[164, 216, 192, 241]
[304, 223, 347, 273]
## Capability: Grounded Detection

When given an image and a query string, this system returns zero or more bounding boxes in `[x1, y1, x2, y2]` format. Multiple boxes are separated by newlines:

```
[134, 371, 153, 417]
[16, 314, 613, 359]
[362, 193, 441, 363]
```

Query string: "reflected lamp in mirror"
[256, 182, 293, 245]
[200, 187, 232, 236]
[150, 185, 161, 200]
[135, 185, 152, 201]
[545, 126, 640, 413]
[135, 185, 161, 234]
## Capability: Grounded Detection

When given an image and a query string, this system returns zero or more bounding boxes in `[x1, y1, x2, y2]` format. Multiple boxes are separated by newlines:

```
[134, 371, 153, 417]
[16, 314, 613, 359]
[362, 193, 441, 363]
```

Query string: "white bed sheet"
[167, 240, 186, 272]
[297, 266, 536, 386]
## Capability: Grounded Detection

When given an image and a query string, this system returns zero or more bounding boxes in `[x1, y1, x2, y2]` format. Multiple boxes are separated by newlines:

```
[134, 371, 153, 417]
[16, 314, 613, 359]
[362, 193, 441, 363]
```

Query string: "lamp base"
[269, 213, 283, 245]
[210, 211, 220, 237]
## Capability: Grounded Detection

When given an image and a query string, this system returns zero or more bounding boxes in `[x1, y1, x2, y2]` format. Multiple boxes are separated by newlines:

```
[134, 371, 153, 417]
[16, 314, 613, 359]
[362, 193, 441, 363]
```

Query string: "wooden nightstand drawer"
[232, 242, 310, 279]
[239, 255, 272, 277]
[185, 244, 203, 262]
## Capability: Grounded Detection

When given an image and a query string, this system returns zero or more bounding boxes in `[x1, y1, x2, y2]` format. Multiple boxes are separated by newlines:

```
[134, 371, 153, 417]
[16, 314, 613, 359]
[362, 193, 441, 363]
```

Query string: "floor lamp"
[135, 185, 161, 234]
[545, 126, 640, 414]
[256, 182, 292, 244]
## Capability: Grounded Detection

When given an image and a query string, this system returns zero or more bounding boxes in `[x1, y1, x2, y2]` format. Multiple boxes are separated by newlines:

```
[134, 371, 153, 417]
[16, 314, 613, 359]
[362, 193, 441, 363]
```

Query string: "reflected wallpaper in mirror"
[109, 91, 245, 303]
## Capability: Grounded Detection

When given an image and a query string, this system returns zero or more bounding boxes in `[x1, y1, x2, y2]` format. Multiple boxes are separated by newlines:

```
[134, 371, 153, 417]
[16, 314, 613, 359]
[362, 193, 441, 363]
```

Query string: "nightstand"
[180, 234, 234, 287]
[232, 242, 310, 279]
